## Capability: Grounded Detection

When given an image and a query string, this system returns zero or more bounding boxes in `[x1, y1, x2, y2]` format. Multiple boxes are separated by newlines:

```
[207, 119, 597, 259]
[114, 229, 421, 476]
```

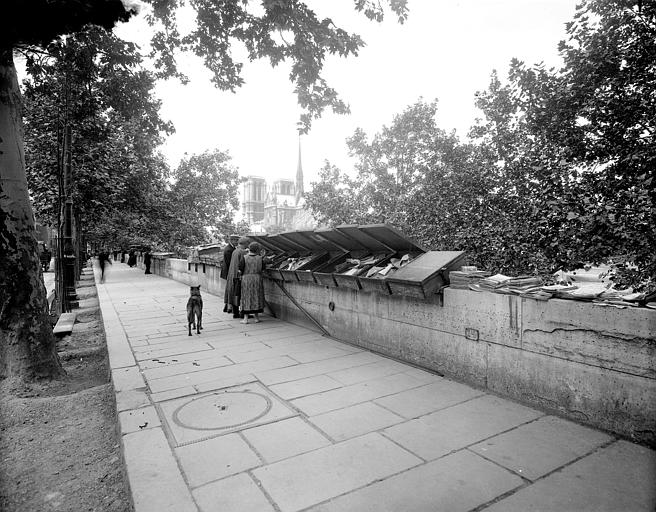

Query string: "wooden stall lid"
[386, 251, 466, 285]
[248, 234, 286, 254]
[313, 228, 368, 252]
[335, 224, 393, 253]
[285, 230, 346, 253]
[278, 230, 326, 253]
[358, 224, 427, 253]
[267, 233, 311, 254]
[292, 230, 346, 253]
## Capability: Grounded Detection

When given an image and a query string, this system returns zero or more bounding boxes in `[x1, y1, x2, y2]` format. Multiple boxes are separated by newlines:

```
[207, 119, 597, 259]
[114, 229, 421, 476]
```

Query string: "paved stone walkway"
[94, 261, 656, 512]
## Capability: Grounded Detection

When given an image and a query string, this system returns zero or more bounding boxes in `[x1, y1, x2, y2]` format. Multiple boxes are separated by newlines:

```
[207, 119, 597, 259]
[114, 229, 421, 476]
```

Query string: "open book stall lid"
[313, 228, 369, 252]
[250, 224, 427, 257]
[335, 225, 395, 253]
[277, 230, 338, 254]
[267, 233, 311, 254]
[386, 251, 467, 285]
[358, 224, 427, 253]
[247, 234, 287, 254]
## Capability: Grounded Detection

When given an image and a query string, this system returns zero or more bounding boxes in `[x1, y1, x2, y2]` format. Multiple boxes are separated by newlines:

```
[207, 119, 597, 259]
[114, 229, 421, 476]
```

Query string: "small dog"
[186, 285, 203, 336]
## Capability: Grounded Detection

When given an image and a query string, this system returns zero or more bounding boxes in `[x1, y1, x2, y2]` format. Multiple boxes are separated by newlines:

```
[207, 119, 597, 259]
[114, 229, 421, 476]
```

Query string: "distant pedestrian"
[98, 249, 112, 283]
[144, 249, 152, 274]
[239, 242, 266, 324]
[127, 249, 136, 267]
[222, 234, 240, 313]
[225, 237, 250, 318]
[113, 250, 118, 261]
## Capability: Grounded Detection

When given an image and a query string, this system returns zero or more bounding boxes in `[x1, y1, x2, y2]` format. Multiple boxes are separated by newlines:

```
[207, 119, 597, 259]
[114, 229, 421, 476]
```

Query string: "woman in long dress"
[239, 242, 266, 324]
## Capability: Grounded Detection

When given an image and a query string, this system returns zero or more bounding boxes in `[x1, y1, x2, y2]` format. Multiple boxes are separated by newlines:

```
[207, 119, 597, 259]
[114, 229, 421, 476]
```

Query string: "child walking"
[239, 242, 266, 324]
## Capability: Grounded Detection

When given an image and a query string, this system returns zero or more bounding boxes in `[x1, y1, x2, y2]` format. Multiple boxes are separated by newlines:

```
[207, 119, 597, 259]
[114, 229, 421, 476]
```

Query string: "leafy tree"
[22, 26, 173, 243]
[165, 149, 242, 249]
[307, 99, 452, 228]
[480, 0, 656, 286]
[304, 162, 365, 226]
[469, 71, 574, 275]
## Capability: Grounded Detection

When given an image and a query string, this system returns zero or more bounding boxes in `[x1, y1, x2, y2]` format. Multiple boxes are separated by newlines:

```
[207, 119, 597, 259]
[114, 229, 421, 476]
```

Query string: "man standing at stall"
[225, 237, 250, 319]
[222, 234, 240, 313]
[98, 249, 112, 283]
[144, 248, 152, 275]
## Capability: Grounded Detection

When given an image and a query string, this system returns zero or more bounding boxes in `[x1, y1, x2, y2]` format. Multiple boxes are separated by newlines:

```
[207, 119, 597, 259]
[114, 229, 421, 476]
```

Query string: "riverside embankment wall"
[153, 256, 656, 446]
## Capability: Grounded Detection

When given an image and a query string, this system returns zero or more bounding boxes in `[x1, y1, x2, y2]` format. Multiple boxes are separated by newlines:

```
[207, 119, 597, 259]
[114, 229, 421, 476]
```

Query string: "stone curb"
[93, 263, 198, 512]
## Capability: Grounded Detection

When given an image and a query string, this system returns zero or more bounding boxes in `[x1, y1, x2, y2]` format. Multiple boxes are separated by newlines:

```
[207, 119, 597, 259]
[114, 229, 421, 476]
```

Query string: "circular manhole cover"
[172, 391, 273, 431]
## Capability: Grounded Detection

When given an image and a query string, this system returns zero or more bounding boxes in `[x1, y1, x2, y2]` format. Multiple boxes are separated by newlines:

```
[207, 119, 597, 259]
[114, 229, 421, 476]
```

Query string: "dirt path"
[0, 271, 132, 512]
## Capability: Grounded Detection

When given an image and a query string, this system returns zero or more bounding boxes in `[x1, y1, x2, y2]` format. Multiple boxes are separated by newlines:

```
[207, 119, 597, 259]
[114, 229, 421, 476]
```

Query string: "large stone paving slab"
[482, 440, 656, 511]
[174, 433, 262, 488]
[252, 432, 422, 512]
[326, 360, 412, 386]
[269, 374, 343, 400]
[141, 355, 234, 380]
[290, 372, 432, 416]
[383, 394, 543, 460]
[134, 342, 213, 361]
[307, 402, 405, 441]
[374, 379, 485, 419]
[242, 416, 331, 463]
[147, 355, 297, 393]
[255, 351, 381, 385]
[122, 428, 196, 512]
[193, 473, 275, 512]
[307, 450, 523, 512]
[470, 415, 613, 480]
[158, 381, 298, 446]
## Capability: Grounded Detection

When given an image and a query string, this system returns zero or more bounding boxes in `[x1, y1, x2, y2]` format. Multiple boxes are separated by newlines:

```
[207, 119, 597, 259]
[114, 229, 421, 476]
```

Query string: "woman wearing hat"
[238, 242, 266, 324]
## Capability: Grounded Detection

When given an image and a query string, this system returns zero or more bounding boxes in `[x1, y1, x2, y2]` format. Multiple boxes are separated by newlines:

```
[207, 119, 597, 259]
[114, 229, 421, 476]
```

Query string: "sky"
[113, 0, 578, 189]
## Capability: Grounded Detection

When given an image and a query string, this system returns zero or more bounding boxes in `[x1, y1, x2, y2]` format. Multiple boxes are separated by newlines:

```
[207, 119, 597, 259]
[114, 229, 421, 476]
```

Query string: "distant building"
[242, 138, 316, 233]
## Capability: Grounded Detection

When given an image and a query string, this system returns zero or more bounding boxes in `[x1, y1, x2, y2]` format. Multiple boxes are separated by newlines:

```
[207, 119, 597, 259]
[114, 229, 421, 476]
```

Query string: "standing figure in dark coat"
[144, 249, 152, 274]
[127, 250, 137, 267]
[221, 235, 240, 313]
[239, 242, 266, 324]
[98, 249, 112, 283]
[224, 237, 250, 319]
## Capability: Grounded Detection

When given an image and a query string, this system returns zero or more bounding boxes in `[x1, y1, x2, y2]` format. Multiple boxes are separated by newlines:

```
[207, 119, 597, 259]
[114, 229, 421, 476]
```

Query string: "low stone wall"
[153, 258, 656, 446]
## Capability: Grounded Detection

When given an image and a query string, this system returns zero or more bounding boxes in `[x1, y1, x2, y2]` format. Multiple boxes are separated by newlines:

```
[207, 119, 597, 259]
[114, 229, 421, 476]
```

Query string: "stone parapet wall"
[152, 258, 656, 446]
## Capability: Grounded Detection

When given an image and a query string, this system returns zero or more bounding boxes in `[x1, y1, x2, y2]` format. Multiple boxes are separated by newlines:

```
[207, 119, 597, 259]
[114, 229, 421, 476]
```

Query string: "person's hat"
[229, 234, 240, 240]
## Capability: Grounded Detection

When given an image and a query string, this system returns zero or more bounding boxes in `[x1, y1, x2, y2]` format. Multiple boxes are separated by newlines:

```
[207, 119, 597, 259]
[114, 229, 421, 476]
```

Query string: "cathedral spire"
[295, 132, 304, 198]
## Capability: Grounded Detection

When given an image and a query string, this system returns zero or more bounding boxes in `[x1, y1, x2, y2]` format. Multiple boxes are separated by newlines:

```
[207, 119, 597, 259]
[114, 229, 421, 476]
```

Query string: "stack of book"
[448, 270, 491, 289]
[472, 274, 513, 292]
[469, 274, 546, 299]
[501, 276, 544, 296]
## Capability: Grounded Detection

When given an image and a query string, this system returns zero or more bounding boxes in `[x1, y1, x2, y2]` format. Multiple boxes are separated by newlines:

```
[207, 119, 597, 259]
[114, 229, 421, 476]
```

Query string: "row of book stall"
[248, 224, 466, 300]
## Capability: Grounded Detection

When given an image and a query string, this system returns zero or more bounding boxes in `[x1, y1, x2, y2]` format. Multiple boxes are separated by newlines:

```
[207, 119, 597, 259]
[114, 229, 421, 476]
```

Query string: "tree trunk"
[0, 49, 64, 380]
